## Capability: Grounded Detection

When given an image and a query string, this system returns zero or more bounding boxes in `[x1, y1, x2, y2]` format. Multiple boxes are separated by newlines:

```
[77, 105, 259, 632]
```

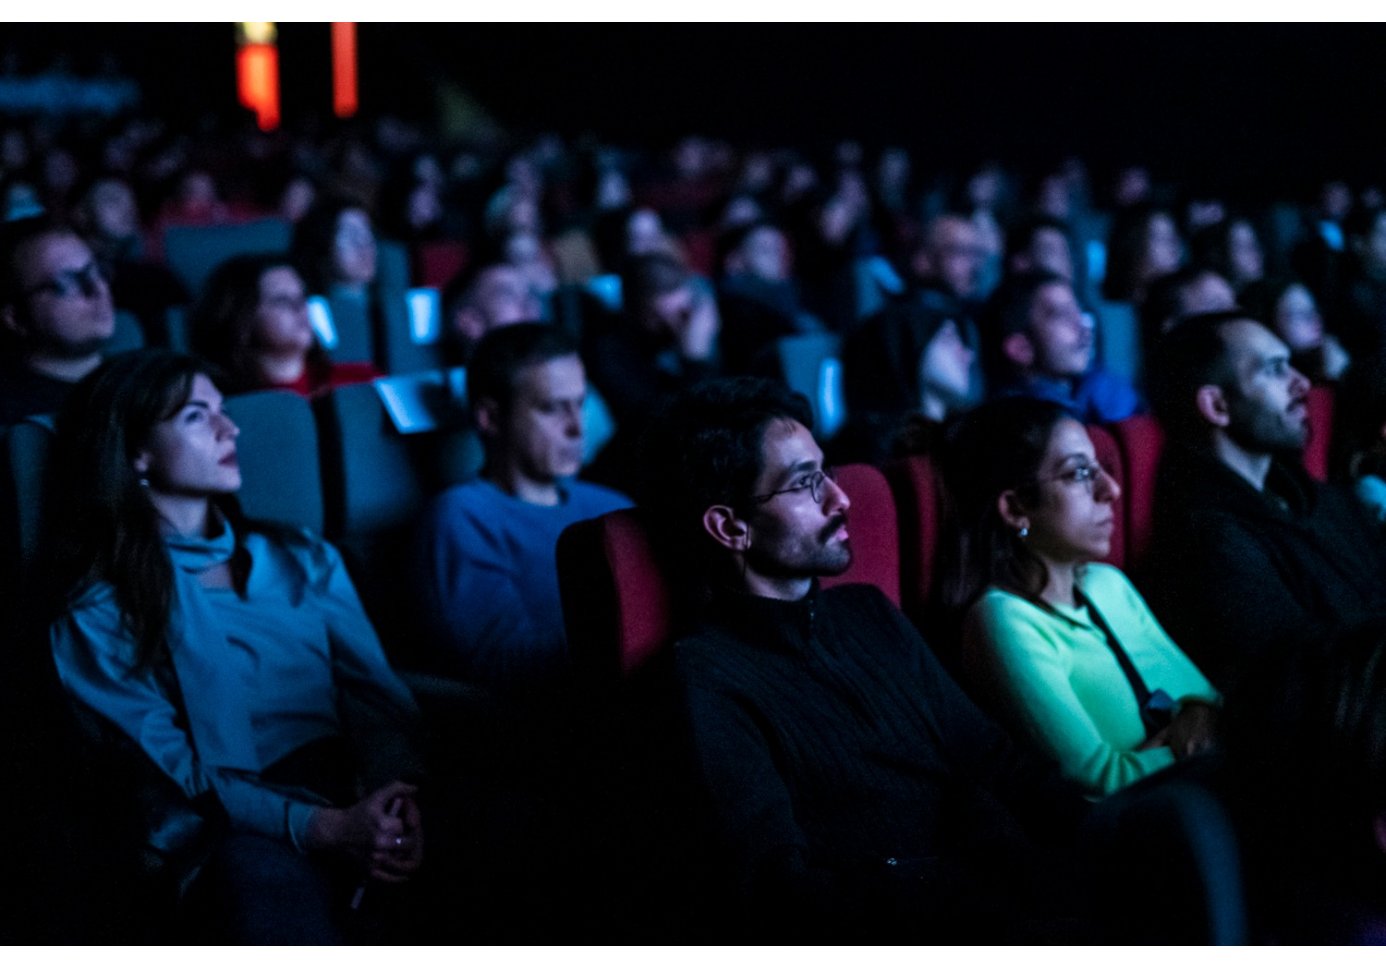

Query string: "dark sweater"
[1144, 444, 1386, 689]
[674, 582, 1089, 938]
[0, 358, 76, 426]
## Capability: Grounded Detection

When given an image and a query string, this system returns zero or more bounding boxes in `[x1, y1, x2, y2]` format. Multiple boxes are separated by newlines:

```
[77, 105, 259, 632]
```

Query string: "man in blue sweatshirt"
[414, 323, 629, 690]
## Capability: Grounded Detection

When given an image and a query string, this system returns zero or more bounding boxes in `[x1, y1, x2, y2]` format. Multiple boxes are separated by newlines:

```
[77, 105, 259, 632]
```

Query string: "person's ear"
[1002, 332, 1035, 369]
[702, 504, 752, 553]
[0, 302, 25, 339]
[996, 489, 1030, 534]
[131, 449, 152, 479]
[473, 397, 502, 439]
[1195, 384, 1231, 428]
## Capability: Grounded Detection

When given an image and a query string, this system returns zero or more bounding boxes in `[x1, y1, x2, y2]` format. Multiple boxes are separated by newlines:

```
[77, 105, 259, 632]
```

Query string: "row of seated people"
[7, 302, 1386, 940]
[554, 314, 1386, 942]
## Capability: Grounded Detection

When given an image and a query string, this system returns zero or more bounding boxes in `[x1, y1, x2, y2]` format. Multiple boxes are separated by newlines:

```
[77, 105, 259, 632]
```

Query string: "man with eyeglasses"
[0, 217, 115, 425]
[640, 377, 1091, 940]
[1145, 310, 1386, 690]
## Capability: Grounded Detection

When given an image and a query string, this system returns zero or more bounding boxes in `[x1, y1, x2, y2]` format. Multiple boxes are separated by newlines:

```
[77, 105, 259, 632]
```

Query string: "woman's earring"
[1018, 526, 1029, 539]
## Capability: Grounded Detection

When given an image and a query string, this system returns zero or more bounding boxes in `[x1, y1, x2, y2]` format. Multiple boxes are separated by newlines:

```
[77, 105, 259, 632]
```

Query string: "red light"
[332, 22, 358, 119]
[236, 43, 280, 131]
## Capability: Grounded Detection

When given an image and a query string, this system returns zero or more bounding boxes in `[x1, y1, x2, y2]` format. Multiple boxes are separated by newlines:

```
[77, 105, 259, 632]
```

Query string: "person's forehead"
[1044, 418, 1095, 462]
[515, 353, 584, 396]
[1034, 281, 1076, 312]
[1225, 318, 1287, 364]
[20, 232, 91, 277]
[759, 419, 819, 475]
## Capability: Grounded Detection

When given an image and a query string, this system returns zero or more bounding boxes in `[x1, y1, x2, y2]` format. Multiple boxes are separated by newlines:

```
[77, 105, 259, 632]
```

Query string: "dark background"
[5, 24, 1383, 199]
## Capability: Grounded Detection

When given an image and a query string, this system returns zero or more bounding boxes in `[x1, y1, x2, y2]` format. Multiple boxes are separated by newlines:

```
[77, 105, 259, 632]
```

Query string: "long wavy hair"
[190, 253, 330, 394]
[938, 397, 1071, 615]
[49, 350, 254, 667]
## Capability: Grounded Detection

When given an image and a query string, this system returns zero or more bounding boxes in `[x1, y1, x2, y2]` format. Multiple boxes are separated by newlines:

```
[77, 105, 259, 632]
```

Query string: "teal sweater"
[962, 563, 1217, 796]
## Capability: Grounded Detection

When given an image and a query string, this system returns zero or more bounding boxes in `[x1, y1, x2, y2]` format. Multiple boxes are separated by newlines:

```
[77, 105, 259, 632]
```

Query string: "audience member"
[1139, 265, 1237, 339]
[1145, 311, 1386, 688]
[442, 258, 543, 364]
[0, 216, 115, 424]
[1191, 216, 1265, 291]
[1005, 214, 1076, 282]
[583, 252, 720, 488]
[909, 211, 989, 307]
[190, 254, 378, 398]
[991, 271, 1142, 423]
[1103, 206, 1182, 303]
[413, 324, 629, 690]
[641, 377, 1091, 940]
[836, 298, 975, 463]
[1239, 276, 1349, 383]
[1335, 204, 1386, 356]
[944, 398, 1218, 796]
[47, 350, 427, 943]
[716, 220, 818, 374]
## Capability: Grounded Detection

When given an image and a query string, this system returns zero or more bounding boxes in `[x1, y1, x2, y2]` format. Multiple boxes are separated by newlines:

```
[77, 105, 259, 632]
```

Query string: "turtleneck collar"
[165, 513, 236, 574]
[705, 581, 822, 653]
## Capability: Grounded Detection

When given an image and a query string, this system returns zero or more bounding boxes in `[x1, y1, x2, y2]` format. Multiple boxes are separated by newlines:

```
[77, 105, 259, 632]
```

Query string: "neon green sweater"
[962, 563, 1218, 796]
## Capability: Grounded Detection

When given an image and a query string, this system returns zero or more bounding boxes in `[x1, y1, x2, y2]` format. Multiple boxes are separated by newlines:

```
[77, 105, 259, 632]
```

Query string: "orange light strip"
[332, 22, 358, 119]
[236, 43, 281, 131]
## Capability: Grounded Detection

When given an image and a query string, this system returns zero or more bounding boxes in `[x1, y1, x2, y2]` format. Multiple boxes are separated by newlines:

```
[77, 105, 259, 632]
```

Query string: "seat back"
[162, 218, 292, 297]
[223, 390, 323, 533]
[1, 418, 55, 586]
[379, 287, 445, 375]
[1087, 422, 1127, 570]
[1109, 414, 1167, 573]
[557, 463, 899, 683]
[885, 454, 946, 628]
[315, 380, 432, 663]
[109, 310, 146, 355]
[775, 332, 846, 439]
[1095, 299, 1142, 389]
[317, 289, 376, 365]
[1303, 384, 1335, 482]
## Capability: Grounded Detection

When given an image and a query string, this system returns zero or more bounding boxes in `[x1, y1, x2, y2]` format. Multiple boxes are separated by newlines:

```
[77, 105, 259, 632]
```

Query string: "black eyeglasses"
[22, 261, 106, 300]
[1032, 460, 1109, 492]
[751, 466, 838, 505]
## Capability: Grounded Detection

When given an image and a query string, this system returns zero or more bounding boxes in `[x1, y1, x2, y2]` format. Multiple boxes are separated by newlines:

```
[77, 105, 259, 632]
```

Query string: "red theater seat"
[557, 463, 900, 682]
[884, 454, 946, 627]
[1109, 415, 1166, 573]
[1087, 423, 1127, 570]
[1303, 384, 1335, 482]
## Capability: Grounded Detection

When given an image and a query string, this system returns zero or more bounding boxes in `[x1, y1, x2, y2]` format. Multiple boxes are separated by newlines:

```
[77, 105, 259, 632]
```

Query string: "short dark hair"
[1148, 310, 1248, 437]
[938, 396, 1072, 614]
[1004, 214, 1070, 262]
[1139, 265, 1234, 338]
[639, 376, 813, 570]
[622, 252, 687, 313]
[467, 322, 578, 416]
[987, 269, 1069, 340]
[0, 214, 72, 312]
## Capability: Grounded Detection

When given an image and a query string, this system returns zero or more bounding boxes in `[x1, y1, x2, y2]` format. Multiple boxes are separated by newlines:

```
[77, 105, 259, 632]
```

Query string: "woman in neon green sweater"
[943, 398, 1218, 796]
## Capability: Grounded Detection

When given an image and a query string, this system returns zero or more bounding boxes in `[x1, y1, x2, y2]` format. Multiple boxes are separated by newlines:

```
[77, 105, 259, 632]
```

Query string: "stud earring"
[1018, 526, 1029, 539]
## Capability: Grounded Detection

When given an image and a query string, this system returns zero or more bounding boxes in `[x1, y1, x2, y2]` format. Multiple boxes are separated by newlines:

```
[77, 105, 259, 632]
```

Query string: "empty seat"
[1, 418, 55, 591]
[379, 287, 446, 375]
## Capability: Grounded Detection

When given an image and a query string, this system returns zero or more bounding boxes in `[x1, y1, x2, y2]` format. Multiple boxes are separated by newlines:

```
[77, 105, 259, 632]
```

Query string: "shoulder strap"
[1074, 587, 1158, 728]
